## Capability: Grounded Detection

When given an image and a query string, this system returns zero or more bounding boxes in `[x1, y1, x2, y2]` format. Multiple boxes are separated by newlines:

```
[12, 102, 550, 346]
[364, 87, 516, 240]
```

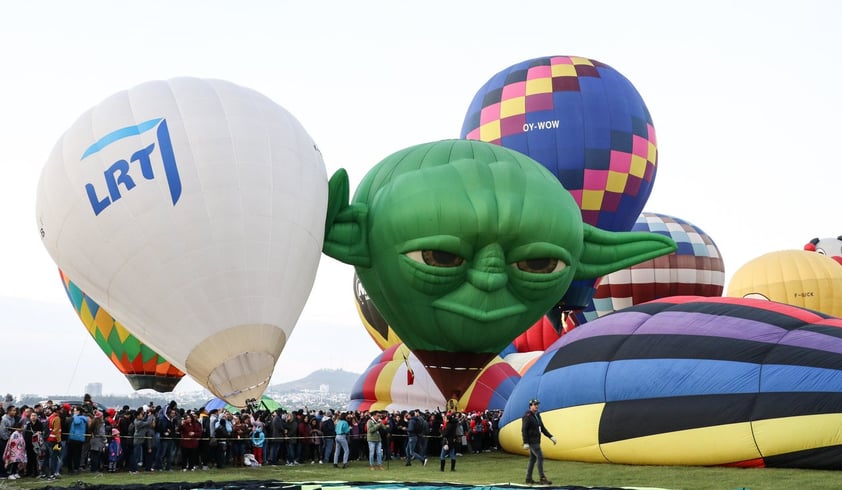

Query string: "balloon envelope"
[803, 236, 842, 265]
[348, 343, 444, 412]
[353, 272, 402, 351]
[500, 296, 842, 469]
[204, 395, 283, 413]
[461, 55, 658, 309]
[37, 78, 327, 407]
[510, 315, 563, 353]
[348, 343, 520, 413]
[727, 250, 842, 317]
[60, 269, 184, 392]
[569, 212, 725, 327]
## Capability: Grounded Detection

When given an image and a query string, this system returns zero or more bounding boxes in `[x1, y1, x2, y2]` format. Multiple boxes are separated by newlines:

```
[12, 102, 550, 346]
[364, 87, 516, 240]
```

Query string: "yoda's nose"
[467, 244, 508, 291]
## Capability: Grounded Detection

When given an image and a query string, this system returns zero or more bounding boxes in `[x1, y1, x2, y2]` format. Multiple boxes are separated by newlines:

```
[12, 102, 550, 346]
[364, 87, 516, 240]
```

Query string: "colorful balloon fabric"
[499, 296, 842, 469]
[353, 272, 402, 350]
[348, 344, 443, 412]
[726, 250, 842, 318]
[348, 343, 520, 413]
[37, 78, 328, 407]
[804, 236, 842, 265]
[499, 315, 561, 375]
[204, 395, 283, 414]
[322, 139, 676, 398]
[510, 316, 562, 353]
[569, 212, 725, 327]
[59, 269, 184, 392]
[461, 55, 658, 310]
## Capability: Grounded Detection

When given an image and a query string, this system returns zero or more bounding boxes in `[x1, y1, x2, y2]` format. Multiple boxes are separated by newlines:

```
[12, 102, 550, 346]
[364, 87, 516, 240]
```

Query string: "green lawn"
[6, 451, 842, 490]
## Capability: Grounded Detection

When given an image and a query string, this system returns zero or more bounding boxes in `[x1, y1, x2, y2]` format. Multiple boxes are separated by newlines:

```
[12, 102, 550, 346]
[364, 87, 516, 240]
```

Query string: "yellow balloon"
[353, 272, 402, 350]
[726, 250, 842, 317]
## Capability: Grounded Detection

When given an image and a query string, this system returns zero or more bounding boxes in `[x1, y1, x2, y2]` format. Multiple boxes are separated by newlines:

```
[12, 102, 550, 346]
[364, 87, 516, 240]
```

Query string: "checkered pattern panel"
[568, 212, 725, 327]
[461, 55, 657, 231]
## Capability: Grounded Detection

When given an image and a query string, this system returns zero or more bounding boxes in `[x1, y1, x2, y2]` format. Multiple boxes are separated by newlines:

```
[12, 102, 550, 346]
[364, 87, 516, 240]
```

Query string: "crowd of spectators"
[0, 394, 504, 481]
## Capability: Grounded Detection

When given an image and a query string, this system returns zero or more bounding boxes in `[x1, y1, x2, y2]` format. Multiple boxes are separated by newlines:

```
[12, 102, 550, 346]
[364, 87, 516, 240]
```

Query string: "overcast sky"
[1, 1, 840, 397]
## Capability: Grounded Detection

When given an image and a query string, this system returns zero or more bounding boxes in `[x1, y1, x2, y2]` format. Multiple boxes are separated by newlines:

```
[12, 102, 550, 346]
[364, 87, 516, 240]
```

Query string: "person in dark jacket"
[521, 399, 556, 485]
[439, 413, 459, 472]
[320, 412, 336, 465]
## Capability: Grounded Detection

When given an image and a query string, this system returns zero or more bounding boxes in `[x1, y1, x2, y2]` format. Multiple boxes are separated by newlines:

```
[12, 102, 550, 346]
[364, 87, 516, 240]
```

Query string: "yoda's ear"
[574, 223, 677, 280]
[322, 169, 371, 267]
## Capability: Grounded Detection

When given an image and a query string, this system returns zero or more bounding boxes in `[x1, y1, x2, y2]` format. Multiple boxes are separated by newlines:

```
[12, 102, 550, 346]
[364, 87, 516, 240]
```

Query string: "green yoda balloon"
[324, 140, 675, 395]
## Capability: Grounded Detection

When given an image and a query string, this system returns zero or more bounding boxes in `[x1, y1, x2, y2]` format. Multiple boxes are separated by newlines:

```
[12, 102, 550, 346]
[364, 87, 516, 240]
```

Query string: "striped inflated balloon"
[347, 343, 443, 412]
[500, 296, 842, 469]
[569, 212, 724, 328]
[348, 343, 520, 412]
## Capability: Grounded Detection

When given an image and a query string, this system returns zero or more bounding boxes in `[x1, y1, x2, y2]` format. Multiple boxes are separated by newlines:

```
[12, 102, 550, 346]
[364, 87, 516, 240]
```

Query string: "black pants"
[67, 440, 84, 472]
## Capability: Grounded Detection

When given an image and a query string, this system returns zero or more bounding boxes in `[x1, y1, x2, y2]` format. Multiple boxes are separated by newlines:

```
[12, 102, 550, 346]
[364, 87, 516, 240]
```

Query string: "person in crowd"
[2, 421, 26, 480]
[456, 412, 468, 455]
[179, 412, 202, 471]
[521, 399, 556, 486]
[297, 413, 311, 464]
[133, 407, 156, 472]
[309, 417, 323, 464]
[117, 407, 135, 473]
[196, 407, 210, 470]
[489, 409, 502, 451]
[266, 409, 283, 465]
[365, 411, 385, 471]
[440, 412, 460, 472]
[79, 395, 96, 470]
[46, 405, 63, 479]
[428, 411, 443, 457]
[391, 412, 407, 460]
[107, 428, 122, 473]
[213, 410, 232, 469]
[348, 413, 365, 462]
[470, 413, 484, 454]
[283, 412, 298, 466]
[230, 414, 249, 467]
[23, 408, 43, 477]
[88, 410, 107, 473]
[207, 409, 220, 468]
[0, 405, 17, 478]
[333, 412, 350, 468]
[251, 421, 265, 466]
[156, 406, 178, 471]
[405, 410, 427, 466]
[320, 410, 335, 465]
[66, 406, 91, 474]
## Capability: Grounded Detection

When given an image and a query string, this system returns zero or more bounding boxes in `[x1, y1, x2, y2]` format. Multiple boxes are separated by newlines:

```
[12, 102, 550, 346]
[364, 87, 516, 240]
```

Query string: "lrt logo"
[82, 118, 182, 216]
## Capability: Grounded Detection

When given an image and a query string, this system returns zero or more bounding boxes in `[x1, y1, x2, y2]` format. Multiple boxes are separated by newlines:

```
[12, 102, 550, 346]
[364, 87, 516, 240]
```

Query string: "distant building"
[319, 384, 329, 394]
[85, 382, 103, 398]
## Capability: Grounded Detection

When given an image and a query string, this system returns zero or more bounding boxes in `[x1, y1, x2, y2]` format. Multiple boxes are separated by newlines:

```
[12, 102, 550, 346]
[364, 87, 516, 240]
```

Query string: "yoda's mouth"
[432, 299, 527, 322]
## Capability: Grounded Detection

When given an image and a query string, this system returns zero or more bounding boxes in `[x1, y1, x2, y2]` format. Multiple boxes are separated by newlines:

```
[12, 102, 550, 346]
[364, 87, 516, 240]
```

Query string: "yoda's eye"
[817, 249, 827, 255]
[515, 258, 566, 274]
[406, 250, 465, 267]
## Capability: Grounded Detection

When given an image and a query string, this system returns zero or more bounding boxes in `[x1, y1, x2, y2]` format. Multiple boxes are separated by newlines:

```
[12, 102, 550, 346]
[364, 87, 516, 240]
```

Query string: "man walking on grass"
[521, 399, 556, 485]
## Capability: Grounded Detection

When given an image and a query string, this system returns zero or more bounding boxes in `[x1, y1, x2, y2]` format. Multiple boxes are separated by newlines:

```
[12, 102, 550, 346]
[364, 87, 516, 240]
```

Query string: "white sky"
[1, 1, 840, 396]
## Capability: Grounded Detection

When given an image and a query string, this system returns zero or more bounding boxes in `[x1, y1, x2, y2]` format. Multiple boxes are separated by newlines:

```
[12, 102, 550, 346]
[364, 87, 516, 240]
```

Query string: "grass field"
[4, 451, 842, 490]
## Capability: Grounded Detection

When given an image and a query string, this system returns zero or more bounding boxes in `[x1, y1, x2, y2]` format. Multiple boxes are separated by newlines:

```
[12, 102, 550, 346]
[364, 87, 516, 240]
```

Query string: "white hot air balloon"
[36, 78, 327, 406]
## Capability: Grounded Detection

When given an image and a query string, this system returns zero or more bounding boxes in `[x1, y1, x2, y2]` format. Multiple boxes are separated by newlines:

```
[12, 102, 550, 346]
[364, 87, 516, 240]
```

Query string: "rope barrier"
[44, 432, 477, 444]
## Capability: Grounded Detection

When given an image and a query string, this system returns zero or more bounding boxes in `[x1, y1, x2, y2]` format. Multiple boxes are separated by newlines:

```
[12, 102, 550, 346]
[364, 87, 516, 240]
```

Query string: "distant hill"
[269, 368, 360, 393]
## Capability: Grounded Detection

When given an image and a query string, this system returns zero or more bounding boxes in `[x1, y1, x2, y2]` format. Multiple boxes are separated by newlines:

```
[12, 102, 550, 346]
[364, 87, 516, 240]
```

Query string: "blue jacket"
[251, 428, 265, 448]
[68, 414, 89, 442]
